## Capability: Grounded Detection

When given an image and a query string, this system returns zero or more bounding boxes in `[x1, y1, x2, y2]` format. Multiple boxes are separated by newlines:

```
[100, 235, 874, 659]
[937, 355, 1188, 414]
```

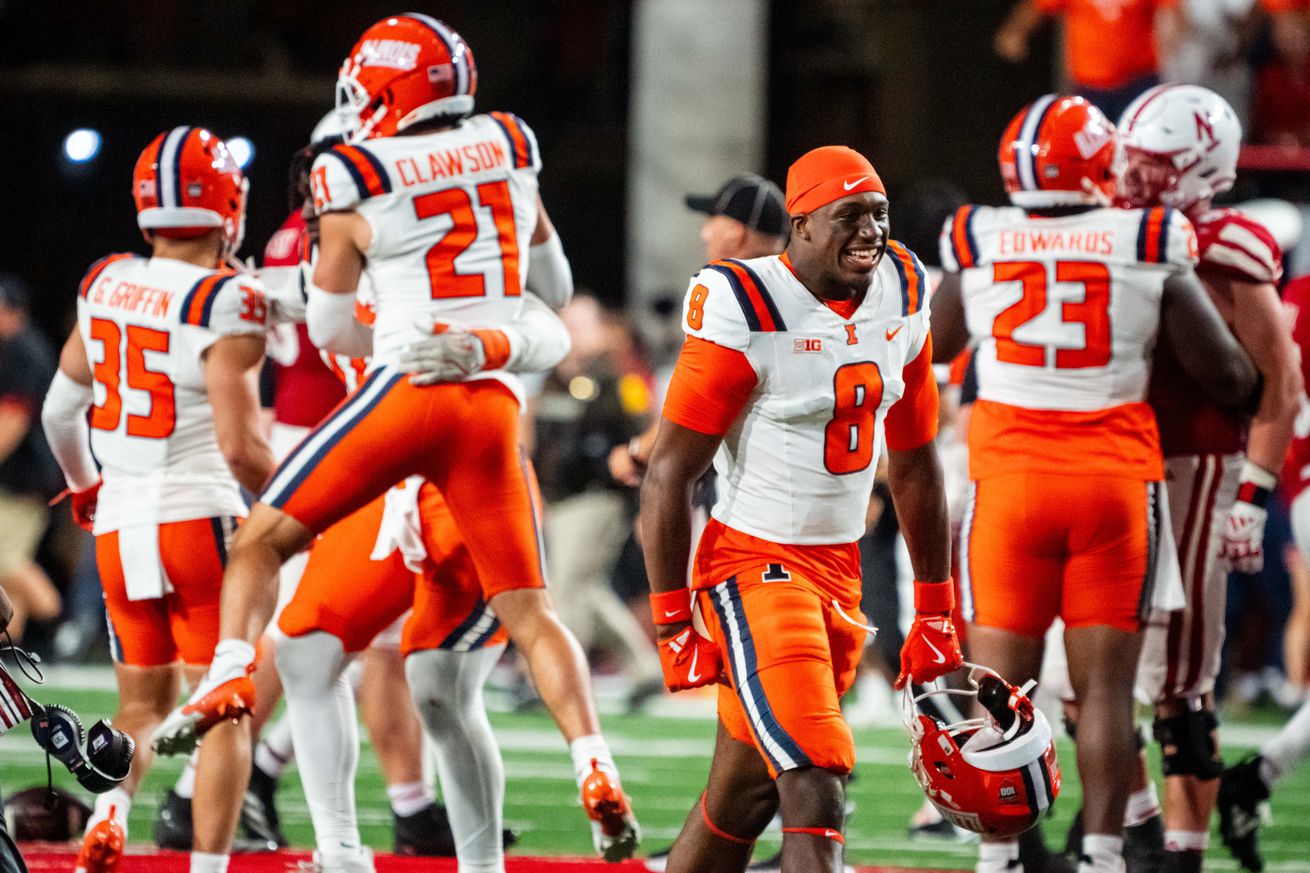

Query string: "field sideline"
[5, 666, 1309, 871]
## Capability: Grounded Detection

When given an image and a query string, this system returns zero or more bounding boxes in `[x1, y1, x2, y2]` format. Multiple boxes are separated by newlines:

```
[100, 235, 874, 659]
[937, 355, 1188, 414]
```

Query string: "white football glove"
[1219, 500, 1267, 574]
[399, 326, 487, 385]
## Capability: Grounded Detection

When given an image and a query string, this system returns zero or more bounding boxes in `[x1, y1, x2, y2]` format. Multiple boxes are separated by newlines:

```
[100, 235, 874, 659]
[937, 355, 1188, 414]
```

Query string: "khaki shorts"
[0, 489, 47, 578]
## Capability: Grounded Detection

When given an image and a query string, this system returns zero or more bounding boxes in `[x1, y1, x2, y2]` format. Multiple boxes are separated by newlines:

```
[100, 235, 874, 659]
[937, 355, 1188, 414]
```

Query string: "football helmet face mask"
[133, 126, 247, 255]
[999, 94, 1120, 208]
[1117, 84, 1241, 213]
[336, 13, 477, 142]
[904, 664, 1061, 837]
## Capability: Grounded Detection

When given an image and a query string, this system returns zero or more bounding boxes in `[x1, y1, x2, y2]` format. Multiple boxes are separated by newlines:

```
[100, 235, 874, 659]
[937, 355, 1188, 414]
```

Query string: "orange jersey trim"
[1142, 206, 1167, 263]
[884, 335, 940, 451]
[662, 336, 758, 436]
[950, 206, 978, 269]
[886, 241, 925, 315]
[968, 397, 1163, 481]
[79, 253, 136, 299]
[489, 112, 533, 169]
[180, 270, 237, 327]
[708, 259, 785, 333]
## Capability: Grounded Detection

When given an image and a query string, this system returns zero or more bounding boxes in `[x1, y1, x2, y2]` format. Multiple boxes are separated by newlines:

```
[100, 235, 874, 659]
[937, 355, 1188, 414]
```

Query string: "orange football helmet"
[336, 13, 477, 142]
[133, 127, 246, 253]
[905, 665, 1061, 837]
[998, 94, 1119, 208]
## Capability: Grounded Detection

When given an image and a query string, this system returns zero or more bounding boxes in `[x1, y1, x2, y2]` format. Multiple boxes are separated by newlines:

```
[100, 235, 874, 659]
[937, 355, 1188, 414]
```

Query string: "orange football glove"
[51, 481, 102, 532]
[658, 626, 723, 692]
[895, 579, 964, 689]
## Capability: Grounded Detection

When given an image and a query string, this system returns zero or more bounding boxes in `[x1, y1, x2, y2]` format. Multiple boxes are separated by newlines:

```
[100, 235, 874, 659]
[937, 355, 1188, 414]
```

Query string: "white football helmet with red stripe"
[336, 13, 477, 142]
[904, 665, 1061, 837]
[1117, 84, 1241, 213]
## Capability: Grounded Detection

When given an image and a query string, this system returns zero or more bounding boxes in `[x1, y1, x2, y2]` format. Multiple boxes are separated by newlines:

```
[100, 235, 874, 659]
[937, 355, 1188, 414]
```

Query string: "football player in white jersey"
[150, 14, 638, 861]
[1117, 85, 1301, 873]
[930, 95, 1258, 873]
[40, 127, 274, 873]
[641, 145, 962, 873]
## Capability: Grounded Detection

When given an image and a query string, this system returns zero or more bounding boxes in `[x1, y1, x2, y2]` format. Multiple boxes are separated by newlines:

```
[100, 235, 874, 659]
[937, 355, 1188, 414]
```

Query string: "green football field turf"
[6, 669, 1310, 870]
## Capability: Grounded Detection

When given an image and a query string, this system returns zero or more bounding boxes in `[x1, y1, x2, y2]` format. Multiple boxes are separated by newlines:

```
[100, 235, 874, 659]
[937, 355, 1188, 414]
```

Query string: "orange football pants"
[961, 472, 1161, 639]
[96, 517, 235, 667]
[693, 523, 866, 778]
[278, 482, 510, 655]
[261, 373, 546, 600]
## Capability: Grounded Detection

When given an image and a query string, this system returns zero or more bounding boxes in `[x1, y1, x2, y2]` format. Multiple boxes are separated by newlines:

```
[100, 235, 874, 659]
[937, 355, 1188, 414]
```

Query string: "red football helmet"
[335, 13, 477, 142]
[998, 94, 1119, 208]
[133, 126, 246, 254]
[905, 665, 1061, 837]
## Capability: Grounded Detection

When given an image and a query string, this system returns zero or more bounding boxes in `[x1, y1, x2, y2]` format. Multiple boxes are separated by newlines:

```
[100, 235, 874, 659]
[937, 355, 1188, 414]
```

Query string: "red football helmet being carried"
[999, 94, 1119, 208]
[336, 13, 478, 142]
[905, 665, 1061, 837]
[133, 126, 247, 255]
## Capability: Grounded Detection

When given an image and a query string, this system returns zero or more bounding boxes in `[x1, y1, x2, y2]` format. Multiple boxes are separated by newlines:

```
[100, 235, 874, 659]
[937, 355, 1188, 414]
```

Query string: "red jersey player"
[1119, 84, 1302, 872]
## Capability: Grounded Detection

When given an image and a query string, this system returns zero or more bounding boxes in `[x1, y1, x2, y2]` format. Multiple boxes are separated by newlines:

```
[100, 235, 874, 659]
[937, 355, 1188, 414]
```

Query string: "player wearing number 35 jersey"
[642, 146, 962, 873]
[930, 95, 1258, 873]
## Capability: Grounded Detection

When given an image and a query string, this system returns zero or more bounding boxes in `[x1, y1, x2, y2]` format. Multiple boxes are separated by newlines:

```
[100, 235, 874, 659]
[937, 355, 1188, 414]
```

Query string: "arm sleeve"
[41, 371, 99, 491]
[524, 233, 573, 310]
[306, 284, 374, 358]
[661, 336, 758, 436]
[501, 292, 572, 373]
[885, 333, 941, 451]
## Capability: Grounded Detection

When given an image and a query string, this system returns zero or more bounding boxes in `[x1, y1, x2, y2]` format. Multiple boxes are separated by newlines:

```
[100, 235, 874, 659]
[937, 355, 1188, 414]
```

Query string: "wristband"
[913, 579, 954, 614]
[472, 329, 512, 370]
[1236, 461, 1277, 509]
[650, 588, 692, 625]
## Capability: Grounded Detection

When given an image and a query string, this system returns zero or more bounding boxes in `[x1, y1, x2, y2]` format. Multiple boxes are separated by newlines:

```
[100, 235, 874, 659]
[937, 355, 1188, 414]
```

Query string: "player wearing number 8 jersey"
[642, 146, 963, 873]
[152, 14, 638, 863]
[41, 127, 274, 873]
[930, 95, 1258, 873]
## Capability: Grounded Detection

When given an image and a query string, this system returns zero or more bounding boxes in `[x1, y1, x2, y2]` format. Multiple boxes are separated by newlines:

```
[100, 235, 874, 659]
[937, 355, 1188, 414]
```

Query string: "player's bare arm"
[205, 334, 275, 494]
[887, 441, 951, 585]
[928, 272, 968, 363]
[1159, 269, 1259, 409]
[1228, 276, 1303, 471]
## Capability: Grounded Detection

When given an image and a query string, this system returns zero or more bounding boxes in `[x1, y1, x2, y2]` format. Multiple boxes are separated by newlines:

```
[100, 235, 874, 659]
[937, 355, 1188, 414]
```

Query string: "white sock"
[1261, 697, 1310, 785]
[1078, 834, 1125, 873]
[407, 646, 506, 873]
[89, 788, 131, 839]
[977, 838, 1019, 873]
[1163, 830, 1208, 852]
[254, 716, 296, 779]
[189, 852, 229, 873]
[569, 732, 618, 789]
[174, 752, 198, 800]
[387, 781, 435, 818]
[275, 632, 362, 854]
[1122, 783, 1160, 827]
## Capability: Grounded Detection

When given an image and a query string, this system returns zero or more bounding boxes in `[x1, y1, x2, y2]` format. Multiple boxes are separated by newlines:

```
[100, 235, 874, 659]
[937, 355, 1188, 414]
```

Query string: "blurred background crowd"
[3, 0, 1310, 723]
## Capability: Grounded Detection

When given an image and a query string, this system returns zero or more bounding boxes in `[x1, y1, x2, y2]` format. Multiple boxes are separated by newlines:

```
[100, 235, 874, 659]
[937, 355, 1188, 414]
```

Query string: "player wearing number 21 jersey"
[929, 95, 1258, 873]
[641, 146, 962, 873]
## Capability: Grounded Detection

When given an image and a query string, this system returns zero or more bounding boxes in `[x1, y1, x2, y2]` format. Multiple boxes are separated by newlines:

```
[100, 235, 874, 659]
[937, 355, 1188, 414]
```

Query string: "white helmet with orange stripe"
[1117, 84, 1241, 214]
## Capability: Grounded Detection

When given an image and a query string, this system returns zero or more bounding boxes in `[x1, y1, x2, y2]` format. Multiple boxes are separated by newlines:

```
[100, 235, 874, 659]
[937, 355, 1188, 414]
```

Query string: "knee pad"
[1153, 709, 1222, 780]
[274, 632, 350, 695]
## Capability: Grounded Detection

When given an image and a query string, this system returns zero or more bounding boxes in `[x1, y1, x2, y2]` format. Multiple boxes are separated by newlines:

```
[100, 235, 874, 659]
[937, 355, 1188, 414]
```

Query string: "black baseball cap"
[685, 174, 788, 237]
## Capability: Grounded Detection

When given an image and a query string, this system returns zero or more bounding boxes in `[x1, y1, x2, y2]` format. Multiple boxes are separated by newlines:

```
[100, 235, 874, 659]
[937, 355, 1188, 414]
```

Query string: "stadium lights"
[63, 129, 102, 164]
[227, 136, 254, 170]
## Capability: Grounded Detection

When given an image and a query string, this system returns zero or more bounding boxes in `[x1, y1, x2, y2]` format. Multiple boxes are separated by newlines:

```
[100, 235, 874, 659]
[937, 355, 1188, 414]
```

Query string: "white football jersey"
[941, 204, 1198, 412]
[76, 254, 269, 532]
[309, 112, 542, 369]
[685, 245, 932, 544]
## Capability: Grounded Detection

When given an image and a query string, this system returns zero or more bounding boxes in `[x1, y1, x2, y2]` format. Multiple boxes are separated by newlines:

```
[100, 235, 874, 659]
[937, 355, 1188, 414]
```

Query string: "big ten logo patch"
[793, 337, 823, 354]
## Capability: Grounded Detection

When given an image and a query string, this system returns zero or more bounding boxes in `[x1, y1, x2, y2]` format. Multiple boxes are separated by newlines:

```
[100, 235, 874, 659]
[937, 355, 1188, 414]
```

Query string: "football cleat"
[1218, 755, 1271, 872]
[151, 669, 255, 756]
[152, 790, 192, 851]
[298, 847, 375, 873]
[581, 760, 640, 862]
[74, 807, 124, 873]
[240, 763, 286, 848]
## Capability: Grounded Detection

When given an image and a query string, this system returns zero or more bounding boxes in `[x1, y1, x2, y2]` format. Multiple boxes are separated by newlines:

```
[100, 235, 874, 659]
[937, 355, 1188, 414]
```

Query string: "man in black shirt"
[0, 276, 62, 641]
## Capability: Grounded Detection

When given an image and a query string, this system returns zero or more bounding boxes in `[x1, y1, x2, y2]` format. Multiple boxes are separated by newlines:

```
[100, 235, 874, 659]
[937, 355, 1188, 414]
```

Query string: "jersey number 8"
[824, 362, 884, 474]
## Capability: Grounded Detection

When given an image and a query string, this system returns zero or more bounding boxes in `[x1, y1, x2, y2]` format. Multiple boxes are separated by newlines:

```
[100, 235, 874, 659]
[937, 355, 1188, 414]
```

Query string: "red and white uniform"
[1138, 207, 1283, 702]
[77, 253, 268, 665]
[663, 244, 939, 776]
[943, 203, 1195, 640]
[1281, 277, 1310, 557]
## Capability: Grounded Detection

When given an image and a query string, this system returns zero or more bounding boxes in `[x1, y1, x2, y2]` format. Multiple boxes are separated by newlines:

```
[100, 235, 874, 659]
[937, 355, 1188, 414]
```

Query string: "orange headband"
[785, 145, 885, 215]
